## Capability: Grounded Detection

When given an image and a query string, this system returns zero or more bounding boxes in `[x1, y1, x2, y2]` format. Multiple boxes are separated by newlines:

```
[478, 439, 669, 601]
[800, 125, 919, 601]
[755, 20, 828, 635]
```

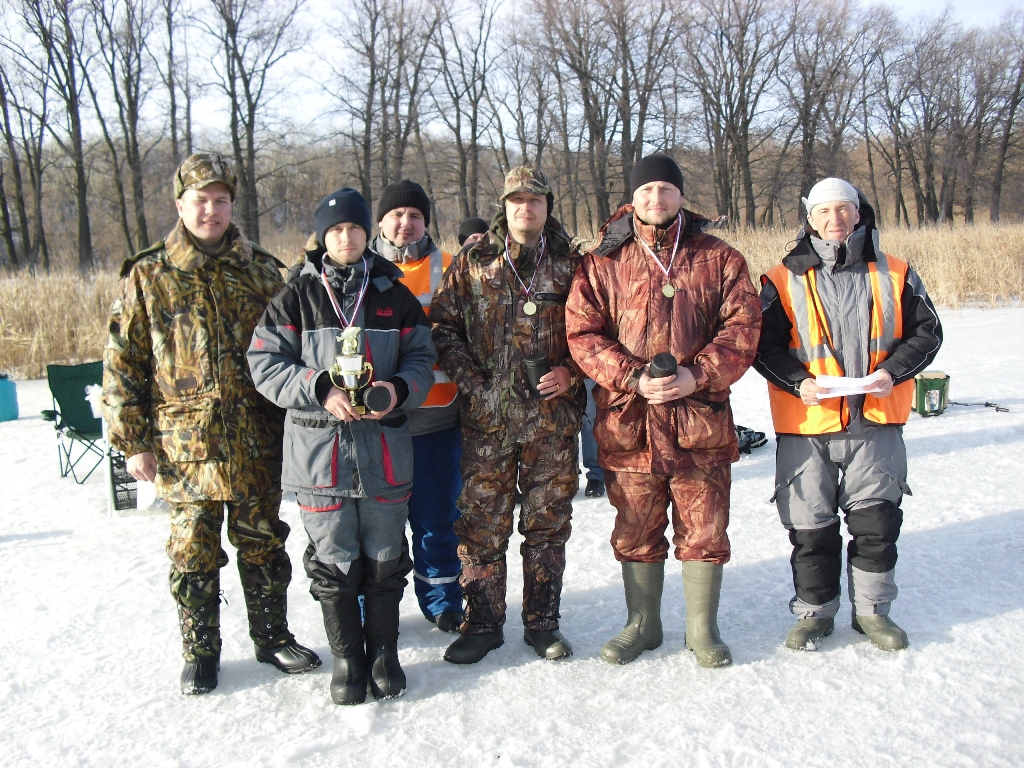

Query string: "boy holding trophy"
[247, 187, 436, 705]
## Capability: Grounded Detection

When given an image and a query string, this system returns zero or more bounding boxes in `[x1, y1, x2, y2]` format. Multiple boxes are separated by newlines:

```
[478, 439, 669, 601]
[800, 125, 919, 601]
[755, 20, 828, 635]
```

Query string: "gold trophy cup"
[329, 327, 374, 414]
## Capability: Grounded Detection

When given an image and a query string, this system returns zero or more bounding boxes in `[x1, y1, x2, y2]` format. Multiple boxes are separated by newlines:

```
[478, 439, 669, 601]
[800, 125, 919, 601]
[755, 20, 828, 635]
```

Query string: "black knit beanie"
[457, 217, 489, 245]
[314, 188, 372, 248]
[376, 179, 431, 228]
[630, 154, 685, 196]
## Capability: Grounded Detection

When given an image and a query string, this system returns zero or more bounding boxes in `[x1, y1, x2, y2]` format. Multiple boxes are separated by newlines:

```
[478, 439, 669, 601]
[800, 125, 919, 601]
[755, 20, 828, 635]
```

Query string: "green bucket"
[913, 371, 949, 417]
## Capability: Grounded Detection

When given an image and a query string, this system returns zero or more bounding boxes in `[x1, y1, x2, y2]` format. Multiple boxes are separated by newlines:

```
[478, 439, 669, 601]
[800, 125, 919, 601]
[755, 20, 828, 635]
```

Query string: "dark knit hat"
[376, 179, 431, 227]
[457, 217, 489, 245]
[630, 154, 684, 196]
[314, 188, 372, 247]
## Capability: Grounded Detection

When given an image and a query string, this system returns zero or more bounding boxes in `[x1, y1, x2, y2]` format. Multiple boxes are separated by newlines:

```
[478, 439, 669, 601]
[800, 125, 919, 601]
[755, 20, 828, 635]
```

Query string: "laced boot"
[601, 561, 664, 664]
[523, 629, 573, 659]
[170, 569, 222, 695]
[852, 610, 909, 651]
[445, 560, 506, 665]
[682, 561, 732, 668]
[522, 545, 571, 660]
[785, 617, 835, 650]
[238, 555, 321, 674]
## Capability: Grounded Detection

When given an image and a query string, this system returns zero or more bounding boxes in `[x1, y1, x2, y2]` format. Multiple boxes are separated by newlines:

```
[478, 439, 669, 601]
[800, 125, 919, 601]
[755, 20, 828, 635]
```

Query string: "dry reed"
[1, 223, 1020, 379]
[718, 222, 1024, 309]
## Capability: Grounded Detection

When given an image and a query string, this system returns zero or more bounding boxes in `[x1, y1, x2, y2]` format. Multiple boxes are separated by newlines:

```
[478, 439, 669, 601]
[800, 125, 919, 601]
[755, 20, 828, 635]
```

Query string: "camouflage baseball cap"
[174, 153, 236, 200]
[501, 166, 551, 200]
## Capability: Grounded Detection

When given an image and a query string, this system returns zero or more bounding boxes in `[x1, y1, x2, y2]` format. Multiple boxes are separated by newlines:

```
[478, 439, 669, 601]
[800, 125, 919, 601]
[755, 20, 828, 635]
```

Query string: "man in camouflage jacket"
[431, 166, 585, 664]
[567, 154, 761, 669]
[102, 153, 320, 695]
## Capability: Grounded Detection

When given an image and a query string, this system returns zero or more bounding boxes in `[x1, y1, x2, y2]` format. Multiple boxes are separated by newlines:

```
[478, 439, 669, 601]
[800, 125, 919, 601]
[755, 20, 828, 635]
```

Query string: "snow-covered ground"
[2, 308, 1022, 768]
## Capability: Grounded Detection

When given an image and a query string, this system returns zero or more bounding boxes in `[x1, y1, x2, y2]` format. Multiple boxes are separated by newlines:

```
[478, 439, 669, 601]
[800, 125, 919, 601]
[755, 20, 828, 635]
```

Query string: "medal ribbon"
[505, 233, 547, 303]
[635, 213, 682, 281]
[321, 257, 371, 329]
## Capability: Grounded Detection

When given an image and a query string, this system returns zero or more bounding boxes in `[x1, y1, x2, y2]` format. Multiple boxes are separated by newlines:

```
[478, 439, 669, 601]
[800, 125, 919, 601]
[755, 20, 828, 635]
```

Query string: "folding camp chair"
[41, 362, 105, 484]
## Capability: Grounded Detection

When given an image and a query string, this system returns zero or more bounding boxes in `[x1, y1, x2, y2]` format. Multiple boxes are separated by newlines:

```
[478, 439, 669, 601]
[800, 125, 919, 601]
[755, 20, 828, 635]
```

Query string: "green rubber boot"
[600, 561, 664, 665]
[852, 611, 909, 651]
[682, 561, 732, 668]
[785, 617, 835, 650]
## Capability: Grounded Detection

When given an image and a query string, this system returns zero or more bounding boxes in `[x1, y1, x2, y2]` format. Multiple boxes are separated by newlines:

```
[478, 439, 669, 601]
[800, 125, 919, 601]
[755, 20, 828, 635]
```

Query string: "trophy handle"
[362, 361, 374, 384]
[328, 364, 346, 390]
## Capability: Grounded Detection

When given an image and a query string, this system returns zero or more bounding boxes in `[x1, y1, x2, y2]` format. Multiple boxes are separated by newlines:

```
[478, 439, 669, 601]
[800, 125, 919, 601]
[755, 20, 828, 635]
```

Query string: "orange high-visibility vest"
[765, 252, 915, 434]
[397, 248, 458, 408]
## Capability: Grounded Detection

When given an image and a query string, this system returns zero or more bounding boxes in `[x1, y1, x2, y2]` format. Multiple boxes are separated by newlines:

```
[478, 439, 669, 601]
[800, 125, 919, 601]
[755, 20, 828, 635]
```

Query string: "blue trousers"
[582, 379, 604, 482]
[410, 426, 464, 618]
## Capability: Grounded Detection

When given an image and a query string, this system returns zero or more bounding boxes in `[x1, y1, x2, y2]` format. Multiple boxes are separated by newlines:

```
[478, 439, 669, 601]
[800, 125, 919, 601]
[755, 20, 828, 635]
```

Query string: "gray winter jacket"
[247, 251, 436, 500]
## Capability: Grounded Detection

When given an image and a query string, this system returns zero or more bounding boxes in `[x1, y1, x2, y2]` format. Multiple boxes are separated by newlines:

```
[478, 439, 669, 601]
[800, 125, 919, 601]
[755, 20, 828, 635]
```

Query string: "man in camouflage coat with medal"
[566, 154, 761, 668]
[431, 166, 585, 665]
[102, 153, 320, 695]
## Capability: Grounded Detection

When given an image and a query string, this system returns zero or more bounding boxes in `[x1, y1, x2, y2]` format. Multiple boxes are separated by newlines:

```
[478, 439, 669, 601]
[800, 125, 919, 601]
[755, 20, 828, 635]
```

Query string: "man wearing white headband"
[754, 178, 942, 652]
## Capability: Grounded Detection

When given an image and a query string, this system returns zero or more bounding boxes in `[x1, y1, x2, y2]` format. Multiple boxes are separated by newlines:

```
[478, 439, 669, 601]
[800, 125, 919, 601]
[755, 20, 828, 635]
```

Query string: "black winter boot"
[306, 547, 367, 704]
[169, 569, 222, 695]
[239, 553, 321, 674]
[444, 630, 505, 664]
[362, 550, 412, 700]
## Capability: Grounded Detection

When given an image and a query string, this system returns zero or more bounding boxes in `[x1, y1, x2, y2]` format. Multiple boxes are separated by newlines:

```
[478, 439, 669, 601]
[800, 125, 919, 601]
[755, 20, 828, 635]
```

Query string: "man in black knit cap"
[370, 180, 465, 633]
[567, 153, 760, 668]
[457, 217, 489, 248]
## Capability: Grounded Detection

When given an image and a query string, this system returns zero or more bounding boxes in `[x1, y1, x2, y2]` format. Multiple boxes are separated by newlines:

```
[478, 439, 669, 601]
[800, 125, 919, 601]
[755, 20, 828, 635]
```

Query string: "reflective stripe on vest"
[398, 249, 458, 408]
[765, 252, 915, 434]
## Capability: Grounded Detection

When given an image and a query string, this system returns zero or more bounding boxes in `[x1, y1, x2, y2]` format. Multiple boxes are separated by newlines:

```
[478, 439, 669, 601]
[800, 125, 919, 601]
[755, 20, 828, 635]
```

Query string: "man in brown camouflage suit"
[431, 166, 585, 664]
[566, 154, 760, 668]
[102, 153, 320, 694]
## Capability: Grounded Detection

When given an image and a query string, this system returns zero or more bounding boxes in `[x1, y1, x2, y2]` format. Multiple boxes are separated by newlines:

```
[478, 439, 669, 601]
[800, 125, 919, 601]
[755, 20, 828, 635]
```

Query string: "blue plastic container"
[0, 376, 17, 422]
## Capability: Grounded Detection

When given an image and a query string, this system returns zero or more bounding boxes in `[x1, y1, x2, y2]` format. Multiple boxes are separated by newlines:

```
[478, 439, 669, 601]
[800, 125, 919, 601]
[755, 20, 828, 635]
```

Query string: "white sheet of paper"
[814, 372, 884, 398]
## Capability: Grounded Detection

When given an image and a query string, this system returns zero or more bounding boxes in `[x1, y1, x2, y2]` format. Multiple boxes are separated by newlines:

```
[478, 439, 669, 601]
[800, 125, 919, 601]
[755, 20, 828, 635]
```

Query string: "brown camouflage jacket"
[430, 213, 585, 441]
[102, 220, 286, 502]
[566, 205, 761, 473]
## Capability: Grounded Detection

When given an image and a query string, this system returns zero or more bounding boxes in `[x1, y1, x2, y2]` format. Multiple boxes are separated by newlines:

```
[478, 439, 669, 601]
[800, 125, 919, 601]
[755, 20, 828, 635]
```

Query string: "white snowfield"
[2, 308, 1022, 768]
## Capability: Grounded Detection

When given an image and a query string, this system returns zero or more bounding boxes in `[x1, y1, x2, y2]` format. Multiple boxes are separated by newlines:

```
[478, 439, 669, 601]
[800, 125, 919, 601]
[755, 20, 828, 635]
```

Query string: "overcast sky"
[891, 0, 1020, 25]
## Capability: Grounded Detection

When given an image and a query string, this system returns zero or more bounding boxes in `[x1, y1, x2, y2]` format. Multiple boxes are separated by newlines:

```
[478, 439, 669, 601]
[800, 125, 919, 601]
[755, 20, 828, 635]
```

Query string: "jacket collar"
[784, 190, 882, 276]
[372, 232, 437, 264]
[300, 245, 404, 291]
[590, 204, 709, 258]
[164, 219, 252, 272]
[467, 211, 571, 264]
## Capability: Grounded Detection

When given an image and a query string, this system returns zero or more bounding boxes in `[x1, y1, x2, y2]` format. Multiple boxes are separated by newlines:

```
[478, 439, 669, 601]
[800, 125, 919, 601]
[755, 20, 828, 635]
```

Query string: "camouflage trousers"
[166, 488, 290, 573]
[166, 486, 294, 658]
[456, 428, 578, 634]
[606, 466, 732, 564]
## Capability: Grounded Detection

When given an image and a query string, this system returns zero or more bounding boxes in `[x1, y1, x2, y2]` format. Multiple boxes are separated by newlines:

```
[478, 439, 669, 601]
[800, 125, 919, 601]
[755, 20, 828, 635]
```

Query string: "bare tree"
[431, 0, 498, 220]
[204, 0, 305, 243]
[0, 64, 32, 268]
[539, 0, 617, 226]
[85, 0, 158, 253]
[990, 10, 1024, 222]
[603, 0, 680, 207]
[683, 0, 791, 228]
[7, 0, 95, 270]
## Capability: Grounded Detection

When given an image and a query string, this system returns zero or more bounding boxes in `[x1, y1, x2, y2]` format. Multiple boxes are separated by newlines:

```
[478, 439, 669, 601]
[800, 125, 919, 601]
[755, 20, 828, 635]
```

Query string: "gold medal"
[662, 284, 676, 298]
[523, 300, 538, 316]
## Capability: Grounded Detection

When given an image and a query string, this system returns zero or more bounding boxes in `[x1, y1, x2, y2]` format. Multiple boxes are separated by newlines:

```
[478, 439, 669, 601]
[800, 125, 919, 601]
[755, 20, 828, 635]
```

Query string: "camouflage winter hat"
[174, 153, 237, 200]
[501, 166, 551, 201]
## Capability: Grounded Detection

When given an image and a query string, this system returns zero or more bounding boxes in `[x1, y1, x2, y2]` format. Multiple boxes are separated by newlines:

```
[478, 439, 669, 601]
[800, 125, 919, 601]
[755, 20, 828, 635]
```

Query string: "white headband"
[802, 178, 859, 215]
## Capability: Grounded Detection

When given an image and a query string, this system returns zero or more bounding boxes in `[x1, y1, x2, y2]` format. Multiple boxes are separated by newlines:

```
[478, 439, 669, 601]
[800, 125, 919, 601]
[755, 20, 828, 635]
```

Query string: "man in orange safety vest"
[754, 177, 942, 653]
[371, 180, 463, 632]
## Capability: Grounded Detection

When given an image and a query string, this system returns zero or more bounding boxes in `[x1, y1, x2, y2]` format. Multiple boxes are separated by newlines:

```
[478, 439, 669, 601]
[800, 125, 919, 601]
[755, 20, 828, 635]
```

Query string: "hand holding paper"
[814, 371, 891, 399]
